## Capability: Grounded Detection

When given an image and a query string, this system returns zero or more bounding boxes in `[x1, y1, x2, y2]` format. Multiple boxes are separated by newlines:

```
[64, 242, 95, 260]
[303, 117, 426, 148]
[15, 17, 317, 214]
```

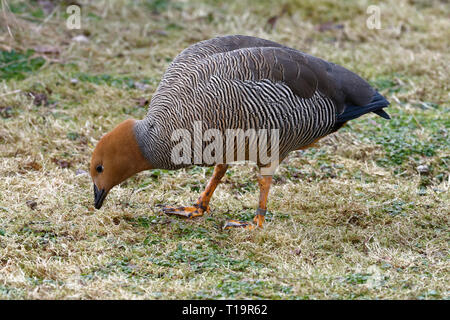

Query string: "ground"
[0, 0, 448, 299]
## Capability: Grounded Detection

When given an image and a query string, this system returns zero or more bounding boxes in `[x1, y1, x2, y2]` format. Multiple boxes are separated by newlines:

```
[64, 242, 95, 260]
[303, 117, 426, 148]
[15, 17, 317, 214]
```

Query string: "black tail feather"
[337, 91, 390, 123]
[373, 109, 390, 119]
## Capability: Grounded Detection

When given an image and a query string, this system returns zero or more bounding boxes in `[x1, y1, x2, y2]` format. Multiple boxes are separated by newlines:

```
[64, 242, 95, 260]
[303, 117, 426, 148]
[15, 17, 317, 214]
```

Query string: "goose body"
[90, 35, 390, 228]
[134, 35, 389, 170]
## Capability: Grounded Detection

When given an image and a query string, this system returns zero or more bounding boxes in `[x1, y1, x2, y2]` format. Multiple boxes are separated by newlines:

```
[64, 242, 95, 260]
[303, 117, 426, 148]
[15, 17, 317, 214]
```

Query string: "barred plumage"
[134, 35, 390, 170]
[90, 35, 391, 224]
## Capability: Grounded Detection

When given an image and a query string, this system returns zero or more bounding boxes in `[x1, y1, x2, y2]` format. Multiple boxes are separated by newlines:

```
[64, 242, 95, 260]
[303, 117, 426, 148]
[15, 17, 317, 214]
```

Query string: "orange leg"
[224, 174, 272, 230]
[162, 164, 228, 218]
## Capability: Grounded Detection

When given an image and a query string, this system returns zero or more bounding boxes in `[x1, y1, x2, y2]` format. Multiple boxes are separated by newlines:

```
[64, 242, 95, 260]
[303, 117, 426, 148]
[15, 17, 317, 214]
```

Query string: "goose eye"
[96, 165, 104, 173]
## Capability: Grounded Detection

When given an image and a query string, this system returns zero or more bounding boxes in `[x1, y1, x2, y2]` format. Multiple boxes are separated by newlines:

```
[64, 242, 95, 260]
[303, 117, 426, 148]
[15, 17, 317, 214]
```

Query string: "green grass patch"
[0, 50, 45, 80]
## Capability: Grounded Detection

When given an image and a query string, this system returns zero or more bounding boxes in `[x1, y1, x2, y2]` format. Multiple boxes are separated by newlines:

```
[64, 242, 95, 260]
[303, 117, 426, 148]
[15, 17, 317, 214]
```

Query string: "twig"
[1, 0, 15, 39]
[36, 4, 59, 31]
[0, 89, 21, 97]
[134, 184, 153, 194]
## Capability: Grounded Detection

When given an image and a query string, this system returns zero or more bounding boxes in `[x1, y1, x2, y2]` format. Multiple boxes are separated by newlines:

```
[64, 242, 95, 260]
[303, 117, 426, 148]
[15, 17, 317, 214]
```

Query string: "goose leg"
[224, 174, 272, 230]
[161, 164, 228, 218]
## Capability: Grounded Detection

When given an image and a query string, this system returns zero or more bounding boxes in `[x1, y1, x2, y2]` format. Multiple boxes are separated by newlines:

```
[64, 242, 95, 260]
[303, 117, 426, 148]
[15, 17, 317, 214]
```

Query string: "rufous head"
[90, 119, 152, 209]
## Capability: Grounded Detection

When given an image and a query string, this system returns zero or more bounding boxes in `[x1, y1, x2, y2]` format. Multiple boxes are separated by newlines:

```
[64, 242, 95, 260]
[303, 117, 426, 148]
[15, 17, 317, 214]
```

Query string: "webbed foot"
[160, 204, 209, 218]
[223, 214, 265, 230]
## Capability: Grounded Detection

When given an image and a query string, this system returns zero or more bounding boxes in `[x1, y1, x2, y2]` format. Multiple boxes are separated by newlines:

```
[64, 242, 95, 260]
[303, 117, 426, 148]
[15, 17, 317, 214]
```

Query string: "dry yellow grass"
[0, 0, 448, 299]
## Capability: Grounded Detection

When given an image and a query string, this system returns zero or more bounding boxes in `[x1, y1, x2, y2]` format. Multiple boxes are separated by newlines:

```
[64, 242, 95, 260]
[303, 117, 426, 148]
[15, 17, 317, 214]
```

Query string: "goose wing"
[196, 43, 375, 114]
[159, 35, 380, 116]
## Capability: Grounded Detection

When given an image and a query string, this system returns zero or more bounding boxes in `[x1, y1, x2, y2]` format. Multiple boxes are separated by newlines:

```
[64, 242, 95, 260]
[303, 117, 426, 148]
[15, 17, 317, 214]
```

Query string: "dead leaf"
[28, 92, 49, 106]
[37, 0, 56, 15]
[266, 16, 279, 30]
[0, 106, 13, 119]
[417, 165, 430, 175]
[19, 161, 42, 173]
[75, 169, 87, 176]
[33, 45, 60, 55]
[316, 22, 344, 32]
[134, 97, 149, 107]
[72, 35, 89, 43]
[79, 135, 88, 145]
[52, 158, 71, 169]
[150, 29, 168, 36]
[26, 161, 41, 170]
[26, 200, 38, 210]
[265, 4, 289, 31]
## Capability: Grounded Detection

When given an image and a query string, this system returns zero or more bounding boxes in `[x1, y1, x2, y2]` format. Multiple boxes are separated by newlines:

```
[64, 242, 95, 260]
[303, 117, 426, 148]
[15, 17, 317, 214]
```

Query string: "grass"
[0, 0, 449, 299]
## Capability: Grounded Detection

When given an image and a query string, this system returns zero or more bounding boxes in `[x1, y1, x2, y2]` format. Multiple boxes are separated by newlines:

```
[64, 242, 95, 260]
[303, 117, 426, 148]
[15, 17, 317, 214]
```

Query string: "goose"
[90, 35, 390, 229]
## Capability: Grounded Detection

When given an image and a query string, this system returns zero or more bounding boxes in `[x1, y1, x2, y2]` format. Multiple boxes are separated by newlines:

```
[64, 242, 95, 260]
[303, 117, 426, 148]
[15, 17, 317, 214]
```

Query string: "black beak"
[94, 184, 107, 209]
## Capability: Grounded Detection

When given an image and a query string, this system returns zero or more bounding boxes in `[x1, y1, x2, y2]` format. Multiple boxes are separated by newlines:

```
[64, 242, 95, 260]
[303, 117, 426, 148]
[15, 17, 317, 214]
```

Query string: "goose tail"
[337, 91, 390, 123]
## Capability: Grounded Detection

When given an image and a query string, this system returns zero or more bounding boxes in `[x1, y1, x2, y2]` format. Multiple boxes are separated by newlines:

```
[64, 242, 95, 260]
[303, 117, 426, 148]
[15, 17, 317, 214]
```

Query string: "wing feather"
[163, 35, 376, 114]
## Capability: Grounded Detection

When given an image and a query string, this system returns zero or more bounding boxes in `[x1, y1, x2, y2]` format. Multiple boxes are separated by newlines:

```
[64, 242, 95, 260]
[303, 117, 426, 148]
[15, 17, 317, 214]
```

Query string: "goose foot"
[160, 204, 208, 218]
[223, 214, 265, 230]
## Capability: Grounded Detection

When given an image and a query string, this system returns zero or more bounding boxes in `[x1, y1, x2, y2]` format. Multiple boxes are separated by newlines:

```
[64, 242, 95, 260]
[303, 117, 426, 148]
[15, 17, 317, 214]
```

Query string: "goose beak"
[94, 184, 107, 209]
